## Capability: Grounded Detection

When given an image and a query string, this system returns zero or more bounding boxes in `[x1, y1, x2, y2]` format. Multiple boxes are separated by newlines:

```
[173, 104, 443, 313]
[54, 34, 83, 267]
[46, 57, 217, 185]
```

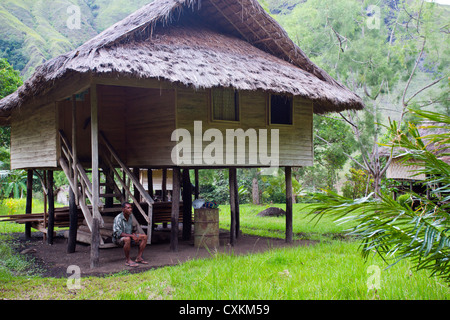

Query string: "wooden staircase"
[58, 130, 154, 247]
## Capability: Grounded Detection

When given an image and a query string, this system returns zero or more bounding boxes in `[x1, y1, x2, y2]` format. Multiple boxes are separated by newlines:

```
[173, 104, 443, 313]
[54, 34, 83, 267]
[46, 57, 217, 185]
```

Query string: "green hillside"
[0, 0, 151, 79]
[0, 0, 448, 96]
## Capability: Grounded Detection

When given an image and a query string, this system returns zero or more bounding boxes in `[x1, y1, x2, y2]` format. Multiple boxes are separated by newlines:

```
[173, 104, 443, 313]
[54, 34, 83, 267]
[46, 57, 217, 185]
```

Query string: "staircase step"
[100, 193, 123, 198]
[100, 207, 122, 213]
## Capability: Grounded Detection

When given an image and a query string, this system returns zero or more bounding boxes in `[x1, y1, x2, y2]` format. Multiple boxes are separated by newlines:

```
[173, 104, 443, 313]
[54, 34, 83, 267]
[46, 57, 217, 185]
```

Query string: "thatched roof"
[379, 121, 450, 164]
[0, 0, 364, 124]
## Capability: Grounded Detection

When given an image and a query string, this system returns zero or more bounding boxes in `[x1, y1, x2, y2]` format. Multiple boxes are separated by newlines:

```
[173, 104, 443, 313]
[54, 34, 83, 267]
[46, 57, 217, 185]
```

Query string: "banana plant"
[0, 169, 28, 199]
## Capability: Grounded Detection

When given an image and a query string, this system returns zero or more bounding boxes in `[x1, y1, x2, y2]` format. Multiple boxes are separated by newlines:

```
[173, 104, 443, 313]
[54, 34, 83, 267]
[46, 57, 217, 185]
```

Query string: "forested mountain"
[1, 0, 448, 82]
[0, 0, 151, 78]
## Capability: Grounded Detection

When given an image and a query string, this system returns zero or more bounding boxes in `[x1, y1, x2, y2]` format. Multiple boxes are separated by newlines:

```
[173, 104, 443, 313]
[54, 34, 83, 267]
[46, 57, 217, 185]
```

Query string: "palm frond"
[307, 108, 450, 283]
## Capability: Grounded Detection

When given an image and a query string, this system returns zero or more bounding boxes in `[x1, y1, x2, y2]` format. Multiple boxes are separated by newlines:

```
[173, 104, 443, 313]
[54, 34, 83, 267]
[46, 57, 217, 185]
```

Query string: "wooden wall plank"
[11, 103, 58, 169]
[175, 88, 314, 167]
[125, 87, 177, 167]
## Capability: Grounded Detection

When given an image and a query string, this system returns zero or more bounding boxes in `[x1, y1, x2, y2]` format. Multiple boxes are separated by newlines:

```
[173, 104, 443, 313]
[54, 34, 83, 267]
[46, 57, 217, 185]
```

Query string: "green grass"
[0, 201, 448, 300]
[218, 203, 356, 240]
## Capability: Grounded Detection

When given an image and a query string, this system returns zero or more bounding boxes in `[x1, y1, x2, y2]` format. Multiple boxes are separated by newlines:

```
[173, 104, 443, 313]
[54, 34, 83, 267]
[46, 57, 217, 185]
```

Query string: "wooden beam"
[67, 186, 77, 253]
[25, 169, 33, 239]
[90, 84, 100, 220]
[90, 84, 100, 268]
[162, 168, 167, 201]
[147, 169, 154, 198]
[3, 72, 90, 119]
[194, 169, 199, 200]
[104, 166, 114, 208]
[90, 218, 100, 269]
[170, 167, 180, 252]
[43, 171, 47, 241]
[133, 167, 140, 202]
[285, 166, 293, 243]
[235, 169, 240, 239]
[47, 170, 55, 245]
[71, 94, 78, 205]
[229, 167, 237, 246]
[182, 169, 192, 241]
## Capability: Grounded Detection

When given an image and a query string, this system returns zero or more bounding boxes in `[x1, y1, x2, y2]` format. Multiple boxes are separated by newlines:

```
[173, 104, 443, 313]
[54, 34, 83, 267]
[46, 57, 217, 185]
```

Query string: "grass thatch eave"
[0, 0, 364, 120]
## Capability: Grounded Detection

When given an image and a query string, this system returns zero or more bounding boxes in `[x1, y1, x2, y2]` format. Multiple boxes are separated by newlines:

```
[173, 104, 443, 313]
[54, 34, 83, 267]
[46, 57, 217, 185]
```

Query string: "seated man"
[112, 202, 148, 267]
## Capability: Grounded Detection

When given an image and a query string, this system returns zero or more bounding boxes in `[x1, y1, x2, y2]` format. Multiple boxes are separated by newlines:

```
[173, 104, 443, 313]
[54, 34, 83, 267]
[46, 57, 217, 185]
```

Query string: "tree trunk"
[252, 177, 259, 205]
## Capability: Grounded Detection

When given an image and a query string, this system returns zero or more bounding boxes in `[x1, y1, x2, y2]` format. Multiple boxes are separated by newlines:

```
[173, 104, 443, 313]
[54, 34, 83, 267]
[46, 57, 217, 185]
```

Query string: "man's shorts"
[114, 236, 138, 247]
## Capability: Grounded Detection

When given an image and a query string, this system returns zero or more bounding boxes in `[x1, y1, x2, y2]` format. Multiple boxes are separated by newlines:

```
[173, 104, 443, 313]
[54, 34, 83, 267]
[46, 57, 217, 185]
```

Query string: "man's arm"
[119, 232, 139, 241]
[113, 216, 137, 240]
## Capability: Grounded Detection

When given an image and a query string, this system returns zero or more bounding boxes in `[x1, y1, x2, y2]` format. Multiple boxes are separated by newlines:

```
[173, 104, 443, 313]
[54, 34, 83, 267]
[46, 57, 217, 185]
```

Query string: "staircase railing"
[58, 130, 155, 244]
[58, 130, 104, 232]
[99, 131, 154, 244]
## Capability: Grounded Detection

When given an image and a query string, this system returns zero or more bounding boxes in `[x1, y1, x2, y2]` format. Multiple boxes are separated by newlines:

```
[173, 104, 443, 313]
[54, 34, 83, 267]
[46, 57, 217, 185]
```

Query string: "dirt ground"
[8, 228, 315, 278]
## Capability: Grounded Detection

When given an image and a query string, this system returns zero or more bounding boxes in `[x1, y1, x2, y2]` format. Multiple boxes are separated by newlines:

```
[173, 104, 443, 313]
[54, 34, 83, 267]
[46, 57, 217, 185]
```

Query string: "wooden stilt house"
[381, 121, 449, 197]
[0, 0, 363, 267]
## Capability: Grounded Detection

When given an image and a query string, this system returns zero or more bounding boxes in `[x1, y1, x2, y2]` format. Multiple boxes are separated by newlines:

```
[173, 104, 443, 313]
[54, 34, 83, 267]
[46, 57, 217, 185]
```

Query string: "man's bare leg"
[123, 237, 138, 267]
[135, 234, 148, 263]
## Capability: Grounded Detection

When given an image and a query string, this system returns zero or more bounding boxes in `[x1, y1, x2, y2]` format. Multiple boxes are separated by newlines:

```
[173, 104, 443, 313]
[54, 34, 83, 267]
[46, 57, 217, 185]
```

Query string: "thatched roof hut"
[0, 0, 363, 125]
[381, 121, 450, 181]
[0, 0, 366, 260]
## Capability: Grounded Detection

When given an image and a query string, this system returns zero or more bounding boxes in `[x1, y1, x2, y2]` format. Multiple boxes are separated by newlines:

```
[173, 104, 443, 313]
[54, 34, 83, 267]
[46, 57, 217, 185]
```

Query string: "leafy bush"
[341, 168, 371, 199]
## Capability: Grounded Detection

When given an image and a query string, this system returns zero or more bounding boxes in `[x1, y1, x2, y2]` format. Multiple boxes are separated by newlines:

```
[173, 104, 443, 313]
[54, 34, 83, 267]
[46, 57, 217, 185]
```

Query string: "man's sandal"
[126, 261, 139, 267]
[135, 259, 148, 264]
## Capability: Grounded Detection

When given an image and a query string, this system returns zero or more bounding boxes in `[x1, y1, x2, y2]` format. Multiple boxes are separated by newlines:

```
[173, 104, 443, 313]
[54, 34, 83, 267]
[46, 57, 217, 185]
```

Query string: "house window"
[270, 94, 293, 125]
[212, 87, 239, 122]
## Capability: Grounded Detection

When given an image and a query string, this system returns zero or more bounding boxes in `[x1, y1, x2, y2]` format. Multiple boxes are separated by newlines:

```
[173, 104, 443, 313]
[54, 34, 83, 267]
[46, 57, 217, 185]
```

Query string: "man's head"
[122, 202, 133, 217]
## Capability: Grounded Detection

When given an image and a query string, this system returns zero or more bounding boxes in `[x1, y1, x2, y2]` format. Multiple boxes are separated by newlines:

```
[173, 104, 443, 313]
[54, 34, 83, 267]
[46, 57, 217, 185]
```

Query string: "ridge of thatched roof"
[0, 0, 364, 123]
[379, 121, 450, 164]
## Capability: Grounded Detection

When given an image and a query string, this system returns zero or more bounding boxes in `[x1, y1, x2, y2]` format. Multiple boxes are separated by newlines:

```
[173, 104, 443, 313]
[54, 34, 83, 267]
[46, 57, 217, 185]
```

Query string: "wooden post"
[72, 94, 78, 205]
[133, 167, 140, 203]
[147, 169, 154, 198]
[91, 84, 100, 220]
[229, 167, 237, 246]
[182, 168, 192, 241]
[25, 169, 33, 239]
[122, 169, 126, 199]
[67, 186, 77, 253]
[235, 169, 240, 239]
[104, 166, 114, 208]
[194, 169, 199, 199]
[90, 84, 100, 268]
[90, 218, 100, 269]
[162, 168, 167, 201]
[47, 170, 55, 245]
[43, 171, 47, 241]
[68, 94, 78, 253]
[170, 167, 180, 252]
[285, 166, 293, 243]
